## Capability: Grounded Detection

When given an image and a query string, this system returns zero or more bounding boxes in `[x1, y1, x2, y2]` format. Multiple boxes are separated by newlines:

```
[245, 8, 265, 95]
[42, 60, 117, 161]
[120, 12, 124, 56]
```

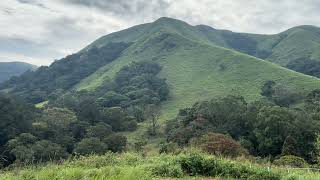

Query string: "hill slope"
[2, 17, 320, 119]
[0, 61, 36, 83]
[75, 21, 320, 118]
[89, 17, 320, 68]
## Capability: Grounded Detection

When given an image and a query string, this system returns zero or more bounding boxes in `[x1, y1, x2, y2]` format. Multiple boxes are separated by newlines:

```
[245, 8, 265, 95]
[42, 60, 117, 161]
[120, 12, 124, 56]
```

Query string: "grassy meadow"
[1, 150, 320, 180]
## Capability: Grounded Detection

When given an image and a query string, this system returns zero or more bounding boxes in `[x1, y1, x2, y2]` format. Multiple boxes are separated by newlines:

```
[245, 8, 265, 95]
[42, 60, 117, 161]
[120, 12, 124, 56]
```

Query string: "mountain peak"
[153, 17, 190, 26]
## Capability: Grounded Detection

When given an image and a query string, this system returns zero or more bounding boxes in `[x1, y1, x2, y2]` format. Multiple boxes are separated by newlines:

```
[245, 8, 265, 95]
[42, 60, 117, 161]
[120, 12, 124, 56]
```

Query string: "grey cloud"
[64, 0, 170, 19]
[16, 0, 54, 11]
[2, 0, 320, 65]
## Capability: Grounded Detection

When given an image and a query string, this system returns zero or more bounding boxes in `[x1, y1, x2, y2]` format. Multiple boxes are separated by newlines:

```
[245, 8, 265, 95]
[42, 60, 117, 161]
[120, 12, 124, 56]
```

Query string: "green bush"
[192, 133, 248, 157]
[159, 142, 179, 154]
[148, 161, 183, 178]
[177, 151, 280, 179]
[273, 155, 308, 168]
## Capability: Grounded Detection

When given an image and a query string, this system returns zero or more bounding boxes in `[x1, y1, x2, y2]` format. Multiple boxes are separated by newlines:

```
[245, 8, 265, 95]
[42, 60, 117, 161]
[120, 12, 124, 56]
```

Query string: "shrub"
[273, 155, 308, 168]
[73, 138, 108, 155]
[191, 133, 248, 157]
[159, 142, 179, 154]
[177, 151, 280, 179]
[148, 160, 183, 178]
[104, 134, 127, 153]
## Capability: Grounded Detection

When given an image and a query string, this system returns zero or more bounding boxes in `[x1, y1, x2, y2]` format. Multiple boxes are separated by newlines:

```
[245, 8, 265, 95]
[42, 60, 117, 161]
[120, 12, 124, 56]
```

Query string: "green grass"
[1, 150, 320, 180]
[87, 17, 320, 68]
[75, 29, 320, 120]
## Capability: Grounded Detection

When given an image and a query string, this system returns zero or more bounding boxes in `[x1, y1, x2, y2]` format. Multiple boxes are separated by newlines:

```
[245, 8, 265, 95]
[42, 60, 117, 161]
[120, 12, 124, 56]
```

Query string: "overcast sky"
[0, 0, 320, 65]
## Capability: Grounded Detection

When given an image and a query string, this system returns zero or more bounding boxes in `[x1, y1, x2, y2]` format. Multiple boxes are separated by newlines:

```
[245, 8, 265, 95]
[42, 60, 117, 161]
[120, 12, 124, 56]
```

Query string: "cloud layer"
[1, 0, 320, 65]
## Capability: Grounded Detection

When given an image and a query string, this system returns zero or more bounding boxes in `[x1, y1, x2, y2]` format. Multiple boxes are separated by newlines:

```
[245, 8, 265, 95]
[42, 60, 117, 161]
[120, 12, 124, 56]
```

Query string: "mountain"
[2, 17, 320, 118]
[0, 61, 37, 83]
[87, 18, 320, 67]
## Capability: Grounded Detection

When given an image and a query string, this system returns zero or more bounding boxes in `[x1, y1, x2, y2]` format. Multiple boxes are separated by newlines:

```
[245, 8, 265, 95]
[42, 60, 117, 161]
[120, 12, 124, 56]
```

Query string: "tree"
[305, 89, 320, 112]
[287, 58, 320, 78]
[261, 80, 276, 97]
[74, 138, 108, 155]
[33, 108, 77, 151]
[6, 133, 37, 164]
[281, 136, 299, 156]
[86, 122, 112, 139]
[96, 91, 129, 107]
[315, 134, 320, 163]
[104, 134, 127, 153]
[253, 106, 296, 156]
[0, 95, 35, 148]
[191, 133, 248, 157]
[145, 104, 161, 136]
[261, 80, 302, 107]
[102, 107, 126, 131]
[32, 140, 67, 162]
[6, 133, 67, 164]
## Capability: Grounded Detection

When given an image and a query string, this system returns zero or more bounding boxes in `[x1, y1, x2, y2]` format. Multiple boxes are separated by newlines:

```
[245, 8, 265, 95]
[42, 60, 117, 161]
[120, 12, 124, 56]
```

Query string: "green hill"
[76, 18, 320, 118]
[0, 61, 36, 83]
[88, 17, 320, 68]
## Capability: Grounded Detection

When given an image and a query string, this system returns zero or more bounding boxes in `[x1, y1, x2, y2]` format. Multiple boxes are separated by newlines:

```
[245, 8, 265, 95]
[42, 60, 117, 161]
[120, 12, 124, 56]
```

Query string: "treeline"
[287, 58, 320, 78]
[165, 83, 320, 163]
[0, 42, 132, 103]
[0, 61, 169, 167]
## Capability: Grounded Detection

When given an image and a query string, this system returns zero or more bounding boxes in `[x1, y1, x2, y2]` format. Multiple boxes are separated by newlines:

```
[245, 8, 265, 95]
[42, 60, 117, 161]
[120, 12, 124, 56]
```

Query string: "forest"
[0, 61, 169, 167]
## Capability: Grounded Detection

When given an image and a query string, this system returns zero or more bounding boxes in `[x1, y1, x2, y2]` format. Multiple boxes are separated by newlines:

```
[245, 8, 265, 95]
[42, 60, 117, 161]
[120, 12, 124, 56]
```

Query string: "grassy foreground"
[1, 150, 319, 180]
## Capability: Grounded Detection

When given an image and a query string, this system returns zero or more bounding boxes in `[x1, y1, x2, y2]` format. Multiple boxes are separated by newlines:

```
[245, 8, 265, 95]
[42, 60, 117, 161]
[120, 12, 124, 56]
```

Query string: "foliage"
[0, 95, 37, 166]
[191, 133, 248, 157]
[7, 133, 67, 164]
[86, 122, 112, 140]
[261, 80, 303, 107]
[4, 151, 312, 179]
[177, 151, 280, 179]
[104, 134, 127, 153]
[159, 142, 179, 154]
[0, 95, 35, 147]
[0, 43, 131, 103]
[166, 95, 248, 145]
[287, 58, 320, 78]
[273, 155, 308, 168]
[166, 95, 320, 162]
[73, 138, 108, 156]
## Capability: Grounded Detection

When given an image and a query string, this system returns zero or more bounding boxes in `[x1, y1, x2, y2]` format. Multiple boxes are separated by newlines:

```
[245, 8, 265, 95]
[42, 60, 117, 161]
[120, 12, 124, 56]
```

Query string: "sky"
[0, 0, 320, 65]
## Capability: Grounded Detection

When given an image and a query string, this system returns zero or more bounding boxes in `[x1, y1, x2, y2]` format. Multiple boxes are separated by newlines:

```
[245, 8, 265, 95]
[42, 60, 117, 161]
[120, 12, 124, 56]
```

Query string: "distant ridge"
[0, 61, 37, 82]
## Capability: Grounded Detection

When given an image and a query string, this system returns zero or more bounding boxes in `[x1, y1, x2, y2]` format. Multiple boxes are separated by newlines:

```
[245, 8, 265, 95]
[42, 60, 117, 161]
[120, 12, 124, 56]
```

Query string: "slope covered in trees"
[0, 61, 169, 167]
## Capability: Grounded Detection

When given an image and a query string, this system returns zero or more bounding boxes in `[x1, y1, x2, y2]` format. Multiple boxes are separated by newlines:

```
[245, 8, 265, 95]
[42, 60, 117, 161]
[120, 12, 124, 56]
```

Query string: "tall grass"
[1, 150, 320, 180]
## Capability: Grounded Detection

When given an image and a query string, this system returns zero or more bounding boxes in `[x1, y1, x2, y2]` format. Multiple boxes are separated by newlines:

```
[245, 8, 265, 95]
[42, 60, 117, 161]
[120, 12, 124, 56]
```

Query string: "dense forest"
[0, 61, 169, 167]
[0, 42, 132, 103]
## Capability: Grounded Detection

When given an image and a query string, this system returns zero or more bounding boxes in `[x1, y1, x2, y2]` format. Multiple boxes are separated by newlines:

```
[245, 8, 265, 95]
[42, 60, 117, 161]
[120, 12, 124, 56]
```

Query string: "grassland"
[1, 150, 319, 180]
[76, 29, 320, 120]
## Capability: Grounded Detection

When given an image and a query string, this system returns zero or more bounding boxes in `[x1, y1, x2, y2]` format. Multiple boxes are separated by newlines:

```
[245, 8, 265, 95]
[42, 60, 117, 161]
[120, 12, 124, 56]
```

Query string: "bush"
[159, 142, 179, 154]
[191, 133, 248, 157]
[104, 134, 127, 153]
[177, 151, 280, 179]
[273, 155, 308, 168]
[148, 156, 183, 178]
[74, 138, 108, 155]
